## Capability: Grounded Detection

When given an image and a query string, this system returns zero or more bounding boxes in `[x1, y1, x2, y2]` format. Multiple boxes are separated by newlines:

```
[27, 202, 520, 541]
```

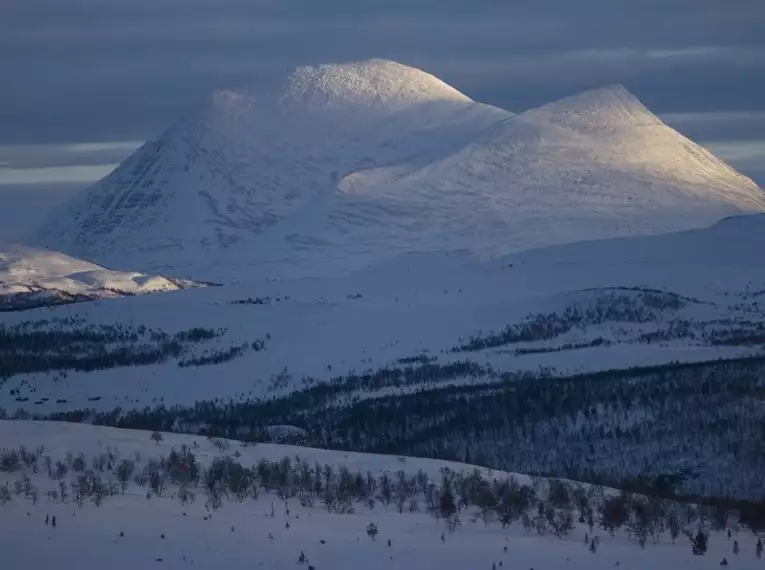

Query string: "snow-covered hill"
[0, 243, 198, 310]
[31, 59, 764, 281]
[1, 421, 761, 570]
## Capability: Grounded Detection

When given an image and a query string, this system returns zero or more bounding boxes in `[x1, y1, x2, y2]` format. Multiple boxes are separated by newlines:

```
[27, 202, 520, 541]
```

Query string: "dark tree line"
[32, 354, 765, 502]
[0, 320, 229, 380]
[454, 289, 694, 352]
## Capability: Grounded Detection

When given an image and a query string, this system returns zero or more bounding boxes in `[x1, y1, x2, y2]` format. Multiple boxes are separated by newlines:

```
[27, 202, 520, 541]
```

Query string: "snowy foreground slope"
[32, 59, 765, 280]
[1, 421, 762, 570]
[0, 243, 197, 310]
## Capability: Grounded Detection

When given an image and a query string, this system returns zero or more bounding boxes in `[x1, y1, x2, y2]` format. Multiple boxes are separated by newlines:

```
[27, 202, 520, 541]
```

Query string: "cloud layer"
[3, 0, 764, 145]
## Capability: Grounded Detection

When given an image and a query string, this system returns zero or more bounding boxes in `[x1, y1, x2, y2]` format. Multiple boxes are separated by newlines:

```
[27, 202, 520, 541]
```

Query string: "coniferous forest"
[16, 354, 764, 502]
[2, 291, 765, 506]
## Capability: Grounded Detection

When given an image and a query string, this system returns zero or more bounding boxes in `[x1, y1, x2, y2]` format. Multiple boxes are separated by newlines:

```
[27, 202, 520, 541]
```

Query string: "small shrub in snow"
[600, 494, 629, 537]
[0, 448, 21, 472]
[0, 483, 11, 505]
[691, 530, 708, 555]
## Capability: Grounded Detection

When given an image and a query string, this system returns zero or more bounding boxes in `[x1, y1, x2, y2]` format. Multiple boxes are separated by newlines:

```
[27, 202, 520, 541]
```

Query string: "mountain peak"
[186, 60, 476, 137]
[522, 84, 660, 132]
[575, 83, 637, 100]
[280, 59, 472, 112]
[187, 60, 481, 145]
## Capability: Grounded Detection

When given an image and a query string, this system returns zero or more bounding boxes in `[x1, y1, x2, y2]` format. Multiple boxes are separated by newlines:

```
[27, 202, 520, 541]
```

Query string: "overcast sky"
[1, 0, 763, 229]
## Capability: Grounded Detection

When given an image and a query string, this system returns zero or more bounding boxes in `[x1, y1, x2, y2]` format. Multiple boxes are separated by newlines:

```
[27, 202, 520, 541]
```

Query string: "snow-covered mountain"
[31, 59, 765, 281]
[0, 243, 197, 310]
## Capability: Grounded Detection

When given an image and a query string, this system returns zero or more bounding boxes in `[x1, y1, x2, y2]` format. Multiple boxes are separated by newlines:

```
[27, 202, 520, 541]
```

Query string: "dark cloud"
[0, 142, 140, 169]
[2, 0, 764, 146]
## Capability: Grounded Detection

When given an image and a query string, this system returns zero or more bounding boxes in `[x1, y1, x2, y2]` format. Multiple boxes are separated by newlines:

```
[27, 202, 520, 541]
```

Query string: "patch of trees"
[231, 297, 271, 305]
[177, 335, 267, 367]
[397, 355, 437, 365]
[454, 289, 691, 352]
[0, 290, 97, 312]
[179, 343, 249, 368]
[3, 441, 764, 553]
[708, 330, 765, 347]
[0, 320, 224, 379]
[230, 295, 291, 305]
[514, 337, 610, 355]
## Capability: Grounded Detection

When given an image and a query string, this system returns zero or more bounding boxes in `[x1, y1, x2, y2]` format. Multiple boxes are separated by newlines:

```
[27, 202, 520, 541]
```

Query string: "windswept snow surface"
[0, 421, 761, 570]
[31, 60, 764, 281]
[0, 243, 195, 310]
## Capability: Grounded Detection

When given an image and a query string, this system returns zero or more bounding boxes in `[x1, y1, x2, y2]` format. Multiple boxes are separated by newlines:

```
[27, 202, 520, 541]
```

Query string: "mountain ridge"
[31, 59, 765, 281]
